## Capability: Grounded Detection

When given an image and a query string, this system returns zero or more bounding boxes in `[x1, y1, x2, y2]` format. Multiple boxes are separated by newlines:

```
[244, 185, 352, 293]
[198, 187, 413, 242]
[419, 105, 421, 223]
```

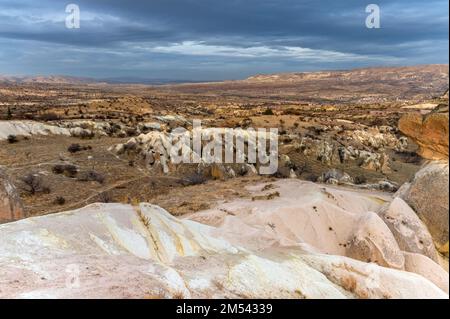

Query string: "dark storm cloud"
[0, 0, 448, 80]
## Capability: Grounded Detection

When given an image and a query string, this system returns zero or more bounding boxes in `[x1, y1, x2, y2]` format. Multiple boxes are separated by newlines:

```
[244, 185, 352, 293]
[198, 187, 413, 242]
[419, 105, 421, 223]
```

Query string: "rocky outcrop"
[0, 167, 25, 223]
[346, 212, 405, 269]
[0, 121, 70, 140]
[442, 89, 449, 100]
[397, 163, 449, 254]
[403, 252, 449, 294]
[345, 127, 406, 151]
[0, 198, 447, 299]
[399, 105, 449, 161]
[110, 128, 277, 177]
[188, 180, 446, 277]
[0, 120, 144, 140]
[377, 198, 439, 262]
[397, 104, 449, 255]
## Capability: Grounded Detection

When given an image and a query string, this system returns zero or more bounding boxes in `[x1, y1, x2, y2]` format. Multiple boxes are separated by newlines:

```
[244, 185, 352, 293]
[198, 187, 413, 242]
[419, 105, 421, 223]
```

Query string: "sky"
[0, 0, 448, 81]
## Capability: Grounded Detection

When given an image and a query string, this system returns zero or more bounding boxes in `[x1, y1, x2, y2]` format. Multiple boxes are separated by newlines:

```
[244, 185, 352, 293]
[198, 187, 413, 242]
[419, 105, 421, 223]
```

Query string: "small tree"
[54, 196, 66, 205]
[21, 174, 50, 195]
[6, 107, 12, 120]
[7, 135, 18, 144]
[68, 144, 82, 153]
[262, 108, 274, 115]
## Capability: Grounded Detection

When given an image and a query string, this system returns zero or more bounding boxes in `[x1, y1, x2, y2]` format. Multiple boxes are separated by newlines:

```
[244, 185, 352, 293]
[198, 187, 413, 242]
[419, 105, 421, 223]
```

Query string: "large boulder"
[346, 212, 405, 269]
[404, 164, 449, 248]
[377, 198, 439, 262]
[398, 104, 449, 255]
[397, 162, 449, 254]
[398, 104, 449, 161]
[0, 167, 25, 223]
[317, 169, 353, 185]
[403, 252, 449, 294]
[0, 120, 70, 140]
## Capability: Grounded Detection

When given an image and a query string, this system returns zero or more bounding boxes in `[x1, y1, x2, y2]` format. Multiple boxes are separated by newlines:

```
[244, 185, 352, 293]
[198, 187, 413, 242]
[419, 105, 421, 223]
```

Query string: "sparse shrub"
[21, 174, 50, 195]
[79, 130, 95, 139]
[283, 108, 302, 115]
[6, 107, 12, 120]
[68, 143, 82, 153]
[126, 128, 137, 137]
[67, 144, 91, 153]
[354, 175, 368, 185]
[78, 170, 105, 184]
[303, 173, 318, 182]
[7, 135, 18, 144]
[54, 196, 66, 205]
[88, 171, 105, 184]
[106, 123, 121, 136]
[98, 192, 112, 203]
[182, 172, 207, 186]
[39, 112, 60, 121]
[52, 164, 78, 178]
[237, 165, 249, 176]
[262, 108, 274, 115]
[312, 127, 325, 135]
[52, 164, 64, 174]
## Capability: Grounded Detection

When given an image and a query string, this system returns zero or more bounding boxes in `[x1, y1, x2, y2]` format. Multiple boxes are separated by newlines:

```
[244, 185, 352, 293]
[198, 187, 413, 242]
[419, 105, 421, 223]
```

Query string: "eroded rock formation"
[0, 188, 447, 298]
[398, 104, 449, 255]
[399, 104, 449, 161]
[0, 167, 25, 223]
[397, 163, 449, 254]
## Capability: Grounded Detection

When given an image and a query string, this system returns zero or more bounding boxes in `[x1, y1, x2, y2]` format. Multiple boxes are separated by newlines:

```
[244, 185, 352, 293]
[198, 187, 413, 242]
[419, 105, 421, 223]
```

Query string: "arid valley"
[0, 64, 448, 298]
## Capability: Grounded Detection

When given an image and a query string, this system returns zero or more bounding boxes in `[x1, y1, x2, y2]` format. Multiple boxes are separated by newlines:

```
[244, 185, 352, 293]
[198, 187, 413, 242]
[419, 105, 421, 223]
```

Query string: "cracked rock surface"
[0, 180, 447, 298]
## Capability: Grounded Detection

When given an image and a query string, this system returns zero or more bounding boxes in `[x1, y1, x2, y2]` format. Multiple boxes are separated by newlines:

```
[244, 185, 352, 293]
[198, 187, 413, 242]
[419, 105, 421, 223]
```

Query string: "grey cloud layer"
[0, 0, 448, 80]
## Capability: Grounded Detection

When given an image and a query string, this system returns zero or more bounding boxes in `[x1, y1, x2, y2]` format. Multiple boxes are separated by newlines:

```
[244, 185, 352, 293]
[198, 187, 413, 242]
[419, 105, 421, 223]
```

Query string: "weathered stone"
[403, 252, 449, 294]
[399, 105, 449, 161]
[318, 169, 353, 185]
[0, 201, 446, 298]
[0, 167, 25, 223]
[0, 121, 70, 140]
[378, 197, 439, 262]
[346, 212, 405, 269]
[399, 162, 449, 254]
[276, 154, 295, 178]
[210, 164, 228, 180]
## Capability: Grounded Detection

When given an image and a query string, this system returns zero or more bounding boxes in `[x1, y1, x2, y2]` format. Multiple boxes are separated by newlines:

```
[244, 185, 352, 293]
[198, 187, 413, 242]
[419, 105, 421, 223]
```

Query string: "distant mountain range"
[0, 75, 212, 85]
[1, 64, 448, 86]
[244, 64, 449, 83]
[0, 75, 100, 85]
